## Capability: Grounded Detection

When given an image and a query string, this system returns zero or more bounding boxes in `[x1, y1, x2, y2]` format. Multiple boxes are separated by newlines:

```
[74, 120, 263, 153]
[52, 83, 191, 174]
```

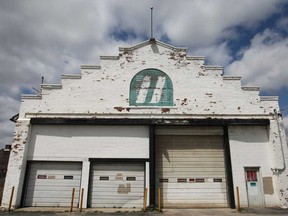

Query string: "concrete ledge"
[41, 84, 62, 89]
[204, 66, 223, 70]
[61, 74, 81, 79]
[21, 94, 42, 100]
[100, 56, 119, 60]
[223, 76, 241, 80]
[260, 96, 279, 101]
[81, 65, 101, 70]
[187, 56, 205, 61]
[242, 87, 260, 91]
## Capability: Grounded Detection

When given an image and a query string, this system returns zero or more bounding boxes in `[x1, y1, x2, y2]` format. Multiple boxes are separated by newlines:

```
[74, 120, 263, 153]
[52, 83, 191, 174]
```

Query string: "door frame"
[244, 167, 265, 207]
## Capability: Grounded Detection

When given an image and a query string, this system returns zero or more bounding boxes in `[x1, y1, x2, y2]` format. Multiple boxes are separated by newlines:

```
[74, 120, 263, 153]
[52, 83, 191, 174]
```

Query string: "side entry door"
[245, 168, 264, 207]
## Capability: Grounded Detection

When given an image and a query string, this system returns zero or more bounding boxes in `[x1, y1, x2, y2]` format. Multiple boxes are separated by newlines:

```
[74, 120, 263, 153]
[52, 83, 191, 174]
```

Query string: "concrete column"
[1, 120, 30, 209]
[80, 160, 90, 208]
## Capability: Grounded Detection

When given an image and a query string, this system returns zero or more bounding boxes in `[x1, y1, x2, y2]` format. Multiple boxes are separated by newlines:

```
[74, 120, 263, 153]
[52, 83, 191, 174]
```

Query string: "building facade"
[1, 39, 288, 209]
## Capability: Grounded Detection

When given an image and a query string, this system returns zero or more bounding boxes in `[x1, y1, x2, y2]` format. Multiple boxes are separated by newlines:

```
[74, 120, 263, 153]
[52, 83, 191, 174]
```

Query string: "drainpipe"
[270, 109, 286, 173]
[271, 109, 288, 209]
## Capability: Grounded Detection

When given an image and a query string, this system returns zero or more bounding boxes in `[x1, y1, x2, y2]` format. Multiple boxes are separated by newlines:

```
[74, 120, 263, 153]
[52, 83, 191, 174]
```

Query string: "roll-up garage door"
[89, 163, 144, 208]
[24, 162, 81, 207]
[155, 126, 228, 208]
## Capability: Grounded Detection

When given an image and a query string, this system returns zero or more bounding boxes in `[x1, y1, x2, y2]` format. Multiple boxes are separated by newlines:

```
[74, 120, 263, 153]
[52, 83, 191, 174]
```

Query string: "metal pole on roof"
[151, 6, 154, 39]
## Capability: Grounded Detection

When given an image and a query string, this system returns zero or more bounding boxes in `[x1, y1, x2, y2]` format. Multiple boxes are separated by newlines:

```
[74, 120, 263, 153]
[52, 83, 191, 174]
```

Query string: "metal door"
[89, 162, 145, 208]
[155, 132, 228, 208]
[24, 162, 82, 207]
[245, 168, 264, 207]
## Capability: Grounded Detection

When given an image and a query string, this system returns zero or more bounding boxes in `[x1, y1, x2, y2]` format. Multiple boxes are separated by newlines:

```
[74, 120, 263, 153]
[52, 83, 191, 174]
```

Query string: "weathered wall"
[20, 41, 270, 118]
[229, 126, 276, 207]
[229, 124, 288, 208]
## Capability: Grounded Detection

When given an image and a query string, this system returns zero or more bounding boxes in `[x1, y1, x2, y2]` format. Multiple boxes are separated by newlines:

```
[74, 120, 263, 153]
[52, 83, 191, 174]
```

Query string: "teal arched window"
[130, 69, 173, 106]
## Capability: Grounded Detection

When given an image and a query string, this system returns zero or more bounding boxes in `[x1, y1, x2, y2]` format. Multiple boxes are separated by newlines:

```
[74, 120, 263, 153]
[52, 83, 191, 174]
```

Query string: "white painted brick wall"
[20, 41, 266, 117]
[229, 125, 288, 207]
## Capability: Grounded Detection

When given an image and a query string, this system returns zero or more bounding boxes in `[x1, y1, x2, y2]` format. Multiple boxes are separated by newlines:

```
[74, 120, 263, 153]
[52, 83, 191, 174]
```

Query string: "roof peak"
[119, 39, 187, 52]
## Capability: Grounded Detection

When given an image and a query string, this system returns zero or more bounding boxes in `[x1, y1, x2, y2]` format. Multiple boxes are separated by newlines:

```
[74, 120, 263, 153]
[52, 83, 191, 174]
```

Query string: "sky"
[0, 0, 288, 148]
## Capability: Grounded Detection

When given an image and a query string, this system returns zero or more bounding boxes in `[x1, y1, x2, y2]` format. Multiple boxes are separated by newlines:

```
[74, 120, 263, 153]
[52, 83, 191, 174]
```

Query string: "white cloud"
[156, 0, 282, 46]
[191, 42, 232, 66]
[225, 29, 288, 91]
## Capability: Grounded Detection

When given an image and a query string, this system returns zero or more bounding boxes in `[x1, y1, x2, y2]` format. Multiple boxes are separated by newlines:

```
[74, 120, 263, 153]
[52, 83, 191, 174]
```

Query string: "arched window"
[130, 69, 173, 106]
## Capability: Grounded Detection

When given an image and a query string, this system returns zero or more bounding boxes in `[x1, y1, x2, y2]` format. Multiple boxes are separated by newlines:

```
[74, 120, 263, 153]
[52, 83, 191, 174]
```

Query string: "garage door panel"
[24, 199, 73, 207]
[157, 171, 225, 177]
[92, 174, 144, 178]
[92, 200, 143, 208]
[160, 167, 225, 172]
[93, 187, 144, 193]
[159, 190, 227, 196]
[156, 154, 224, 161]
[89, 163, 144, 208]
[27, 180, 80, 185]
[159, 182, 227, 188]
[159, 162, 226, 167]
[159, 193, 227, 199]
[27, 186, 79, 191]
[94, 182, 143, 190]
[30, 169, 81, 174]
[92, 164, 143, 170]
[156, 131, 228, 208]
[92, 194, 143, 199]
[30, 175, 81, 181]
[24, 162, 81, 207]
[26, 189, 80, 197]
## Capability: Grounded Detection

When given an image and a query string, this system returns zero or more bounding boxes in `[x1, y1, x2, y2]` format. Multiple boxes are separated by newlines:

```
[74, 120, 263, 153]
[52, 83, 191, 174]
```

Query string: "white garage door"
[89, 163, 145, 208]
[155, 127, 228, 208]
[24, 162, 81, 207]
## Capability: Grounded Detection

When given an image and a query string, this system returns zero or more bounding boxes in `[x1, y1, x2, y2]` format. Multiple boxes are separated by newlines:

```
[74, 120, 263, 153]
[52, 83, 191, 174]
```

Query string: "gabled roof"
[119, 38, 187, 52]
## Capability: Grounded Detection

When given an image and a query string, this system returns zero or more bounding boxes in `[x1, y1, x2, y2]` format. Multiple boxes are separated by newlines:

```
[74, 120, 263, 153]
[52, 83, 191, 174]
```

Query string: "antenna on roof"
[150, 6, 155, 41]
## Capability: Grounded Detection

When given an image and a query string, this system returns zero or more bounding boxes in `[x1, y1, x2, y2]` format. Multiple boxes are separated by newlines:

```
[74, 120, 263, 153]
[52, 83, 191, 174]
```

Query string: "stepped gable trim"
[100, 56, 119, 60]
[41, 84, 62, 89]
[204, 65, 223, 70]
[81, 65, 101, 70]
[21, 94, 42, 100]
[242, 87, 260, 91]
[260, 96, 279, 101]
[119, 39, 187, 52]
[223, 76, 241, 80]
[61, 74, 81, 79]
[186, 56, 205, 61]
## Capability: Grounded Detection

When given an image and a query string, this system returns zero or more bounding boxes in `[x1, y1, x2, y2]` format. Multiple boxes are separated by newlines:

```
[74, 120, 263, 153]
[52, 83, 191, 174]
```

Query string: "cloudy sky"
[0, 0, 288, 148]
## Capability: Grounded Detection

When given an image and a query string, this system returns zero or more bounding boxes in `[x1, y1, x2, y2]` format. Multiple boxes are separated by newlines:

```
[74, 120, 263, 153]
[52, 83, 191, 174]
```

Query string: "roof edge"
[119, 39, 187, 52]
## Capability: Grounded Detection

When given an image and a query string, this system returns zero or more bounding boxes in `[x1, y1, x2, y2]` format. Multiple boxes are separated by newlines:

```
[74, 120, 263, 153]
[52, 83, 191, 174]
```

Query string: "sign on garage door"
[24, 162, 81, 207]
[89, 162, 145, 208]
[155, 126, 228, 208]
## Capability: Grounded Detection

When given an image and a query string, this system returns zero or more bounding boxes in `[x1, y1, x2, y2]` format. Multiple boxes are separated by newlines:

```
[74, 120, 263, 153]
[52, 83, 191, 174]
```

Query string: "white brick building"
[1, 39, 288, 209]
